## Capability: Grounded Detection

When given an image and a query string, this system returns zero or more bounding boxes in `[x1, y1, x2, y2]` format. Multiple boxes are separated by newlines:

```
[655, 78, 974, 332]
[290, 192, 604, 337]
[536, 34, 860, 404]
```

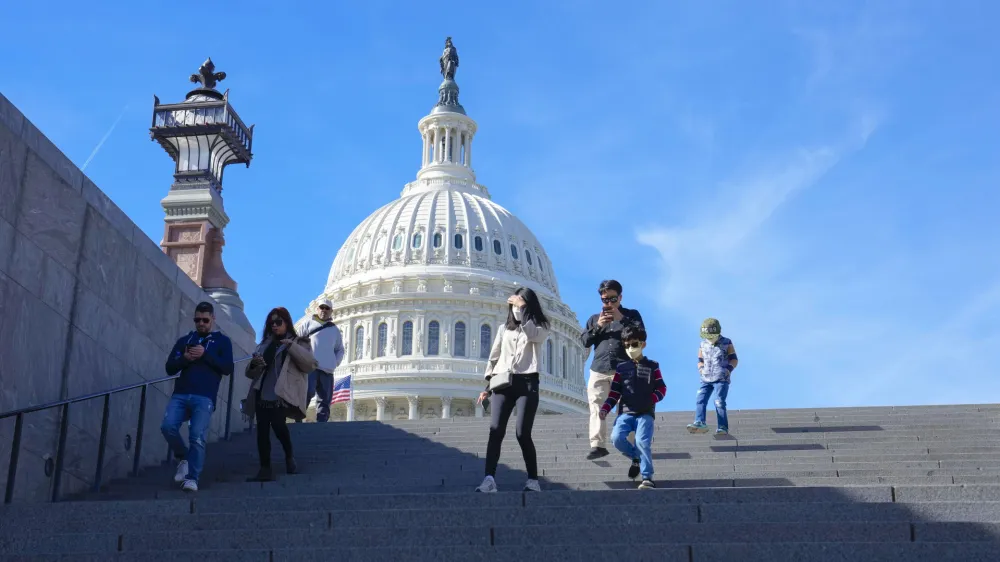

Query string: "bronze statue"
[190, 58, 227, 90]
[440, 37, 459, 81]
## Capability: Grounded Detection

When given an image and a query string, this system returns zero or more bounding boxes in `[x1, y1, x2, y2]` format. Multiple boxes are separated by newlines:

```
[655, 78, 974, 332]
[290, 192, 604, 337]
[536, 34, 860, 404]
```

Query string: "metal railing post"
[92, 394, 111, 492]
[4, 413, 24, 504]
[132, 385, 147, 477]
[225, 373, 235, 440]
[50, 403, 70, 502]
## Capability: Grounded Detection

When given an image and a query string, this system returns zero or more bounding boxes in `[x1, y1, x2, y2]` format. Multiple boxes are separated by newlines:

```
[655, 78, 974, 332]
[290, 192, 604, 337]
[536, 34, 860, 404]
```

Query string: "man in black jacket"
[579, 280, 644, 460]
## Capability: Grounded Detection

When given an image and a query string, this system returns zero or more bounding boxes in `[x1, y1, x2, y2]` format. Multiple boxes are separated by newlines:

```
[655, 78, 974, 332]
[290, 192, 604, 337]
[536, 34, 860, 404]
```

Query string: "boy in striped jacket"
[599, 324, 667, 490]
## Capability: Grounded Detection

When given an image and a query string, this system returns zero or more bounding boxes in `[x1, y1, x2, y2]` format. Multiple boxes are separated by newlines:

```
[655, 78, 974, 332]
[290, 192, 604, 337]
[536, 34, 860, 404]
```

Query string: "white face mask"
[512, 306, 523, 322]
[625, 345, 644, 360]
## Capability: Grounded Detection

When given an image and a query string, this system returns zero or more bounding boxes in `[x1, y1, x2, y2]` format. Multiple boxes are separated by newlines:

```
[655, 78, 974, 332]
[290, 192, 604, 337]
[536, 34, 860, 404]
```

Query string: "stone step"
[11, 520, 1000, 554]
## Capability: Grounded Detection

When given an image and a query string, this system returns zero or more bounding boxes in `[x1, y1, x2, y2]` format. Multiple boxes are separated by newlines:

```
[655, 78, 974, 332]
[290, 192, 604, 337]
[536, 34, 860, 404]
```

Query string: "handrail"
[2, 354, 252, 504]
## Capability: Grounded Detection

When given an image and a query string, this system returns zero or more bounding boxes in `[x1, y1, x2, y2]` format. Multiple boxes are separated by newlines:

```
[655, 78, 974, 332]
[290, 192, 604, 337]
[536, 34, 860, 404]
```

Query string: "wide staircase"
[3, 404, 1000, 560]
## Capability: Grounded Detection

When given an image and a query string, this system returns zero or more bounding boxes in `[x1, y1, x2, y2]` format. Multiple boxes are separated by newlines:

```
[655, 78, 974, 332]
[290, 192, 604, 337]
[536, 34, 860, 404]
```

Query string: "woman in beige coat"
[244, 306, 317, 482]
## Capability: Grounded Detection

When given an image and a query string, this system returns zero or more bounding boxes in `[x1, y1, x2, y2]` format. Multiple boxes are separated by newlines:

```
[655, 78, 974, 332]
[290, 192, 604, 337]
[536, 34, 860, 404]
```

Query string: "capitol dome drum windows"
[510, 244, 519, 260]
[377, 323, 388, 357]
[479, 324, 491, 359]
[433, 232, 443, 249]
[402, 321, 413, 355]
[412, 232, 423, 249]
[493, 240, 502, 255]
[392, 233, 404, 251]
[454, 322, 466, 357]
[427, 321, 440, 356]
[525, 250, 533, 266]
[474, 236, 483, 252]
[454, 233, 464, 249]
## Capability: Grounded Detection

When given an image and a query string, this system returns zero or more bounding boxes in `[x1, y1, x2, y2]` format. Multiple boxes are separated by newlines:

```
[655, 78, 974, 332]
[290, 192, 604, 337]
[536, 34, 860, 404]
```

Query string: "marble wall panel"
[0, 94, 25, 137]
[0, 216, 15, 277]
[7, 231, 75, 321]
[0, 277, 70, 409]
[16, 153, 85, 273]
[81, 177, 134, 243]
[0, 118, 26, 225]
[19, 118, 82, 194]
[132, 229, 178, 284]
[65, 326, 133, 399]
[71, 283, 132, 366]
[76, 207, 138, 322]
[132, 255, 182, 351]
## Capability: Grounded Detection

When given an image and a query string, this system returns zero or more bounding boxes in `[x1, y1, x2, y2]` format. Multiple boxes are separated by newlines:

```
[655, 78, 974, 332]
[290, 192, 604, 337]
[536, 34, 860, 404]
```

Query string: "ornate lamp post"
[150, 58, 254, 332]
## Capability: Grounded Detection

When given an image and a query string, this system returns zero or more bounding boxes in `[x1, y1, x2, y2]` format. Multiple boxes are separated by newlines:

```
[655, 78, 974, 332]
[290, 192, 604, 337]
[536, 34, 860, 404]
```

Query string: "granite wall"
[0, 93, 257, 502]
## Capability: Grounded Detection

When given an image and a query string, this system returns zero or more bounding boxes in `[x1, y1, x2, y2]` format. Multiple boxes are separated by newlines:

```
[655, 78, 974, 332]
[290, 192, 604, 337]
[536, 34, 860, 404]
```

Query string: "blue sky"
[3, 1, 998, 412]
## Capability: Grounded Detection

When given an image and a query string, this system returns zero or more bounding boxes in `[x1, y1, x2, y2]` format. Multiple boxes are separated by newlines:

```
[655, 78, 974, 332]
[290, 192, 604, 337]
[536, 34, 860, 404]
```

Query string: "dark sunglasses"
[625, 342, 643, 349]
[193, 318, 211, 324]
[270, 318, 284, 326]
[318, 306, 331, 311]
[601, 296, 620, 304]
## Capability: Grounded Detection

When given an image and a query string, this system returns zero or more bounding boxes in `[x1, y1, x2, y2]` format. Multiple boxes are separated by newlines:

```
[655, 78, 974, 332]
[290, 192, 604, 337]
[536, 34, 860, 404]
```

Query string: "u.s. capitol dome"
[302, 39, 589, 420]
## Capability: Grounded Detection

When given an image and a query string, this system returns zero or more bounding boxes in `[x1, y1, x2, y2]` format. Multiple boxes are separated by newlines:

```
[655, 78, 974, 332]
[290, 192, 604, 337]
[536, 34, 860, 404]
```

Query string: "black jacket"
[579, 306, 644, 374]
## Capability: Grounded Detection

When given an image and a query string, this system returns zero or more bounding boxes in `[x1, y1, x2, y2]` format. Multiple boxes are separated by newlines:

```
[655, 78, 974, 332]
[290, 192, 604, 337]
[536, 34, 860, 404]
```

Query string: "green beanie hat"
[700, 318, 722, 342]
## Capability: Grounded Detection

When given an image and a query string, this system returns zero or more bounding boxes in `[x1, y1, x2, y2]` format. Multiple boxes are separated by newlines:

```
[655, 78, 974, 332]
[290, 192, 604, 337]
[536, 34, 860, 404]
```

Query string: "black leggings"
[255, 402, 293, 467]
[485, 373, 540, 479]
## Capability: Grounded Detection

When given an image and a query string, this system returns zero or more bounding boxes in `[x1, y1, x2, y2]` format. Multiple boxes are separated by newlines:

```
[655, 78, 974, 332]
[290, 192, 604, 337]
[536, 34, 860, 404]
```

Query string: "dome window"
[474, 236, 483, 252]
[427, 321, 440, 356]
[510, 244, 519, 260]
[374, 236, 387, 254]
[454, 234, 464, 249]
[525, 249, 533, 266]
[377, 323, 388, 357]
[479, 324, 492, 359]
[493, 240, 502, 255]
[392, 233, 403, 251]
[433, 233, 443, 248]
[538, 258, 544, 273]
[402, 321, 413, 355]
[454, 322, 466, 357]
[412, 233, 423, 249]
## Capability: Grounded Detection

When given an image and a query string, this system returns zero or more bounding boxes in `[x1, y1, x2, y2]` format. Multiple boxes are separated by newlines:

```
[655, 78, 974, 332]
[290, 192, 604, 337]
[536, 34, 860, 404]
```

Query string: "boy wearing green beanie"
[686, 318, 738, 435]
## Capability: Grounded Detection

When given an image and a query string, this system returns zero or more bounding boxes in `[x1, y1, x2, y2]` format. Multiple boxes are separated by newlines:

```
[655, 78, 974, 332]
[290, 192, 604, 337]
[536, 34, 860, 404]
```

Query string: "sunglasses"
[318, 306, 331, 311]
[270, 318, 284, 326]
[624, 342, 643, 349]
[601, 296, 620, 304]
[193, 318, 211, 324]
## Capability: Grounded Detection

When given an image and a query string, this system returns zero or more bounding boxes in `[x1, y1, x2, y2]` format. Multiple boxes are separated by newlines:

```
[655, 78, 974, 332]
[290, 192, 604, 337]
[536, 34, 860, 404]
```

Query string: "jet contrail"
[81, 105, 129, 171]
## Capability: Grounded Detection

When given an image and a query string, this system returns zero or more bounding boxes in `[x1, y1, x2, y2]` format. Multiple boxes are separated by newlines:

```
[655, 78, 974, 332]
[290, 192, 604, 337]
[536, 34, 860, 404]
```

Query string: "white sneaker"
[475, 476, 498, 493]
[173, 460, 189, 483]
[523, 479, 541, 492]
[181, 479, 198, 492]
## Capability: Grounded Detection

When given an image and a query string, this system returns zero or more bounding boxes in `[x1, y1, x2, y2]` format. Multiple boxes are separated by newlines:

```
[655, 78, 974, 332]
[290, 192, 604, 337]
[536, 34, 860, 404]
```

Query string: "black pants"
[255, 402, 293, 467]
[485, 373, 540, 480]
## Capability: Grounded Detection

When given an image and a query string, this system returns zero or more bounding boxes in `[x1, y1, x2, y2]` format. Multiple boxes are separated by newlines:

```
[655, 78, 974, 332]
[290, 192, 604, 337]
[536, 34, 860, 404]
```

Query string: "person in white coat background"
[296, 299, 346, 422]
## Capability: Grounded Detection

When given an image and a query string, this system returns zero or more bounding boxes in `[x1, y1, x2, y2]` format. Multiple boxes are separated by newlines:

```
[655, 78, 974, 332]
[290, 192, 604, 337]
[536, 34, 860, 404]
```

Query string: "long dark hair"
[505, 287, 549, 331]
[260, 307, 298, 342]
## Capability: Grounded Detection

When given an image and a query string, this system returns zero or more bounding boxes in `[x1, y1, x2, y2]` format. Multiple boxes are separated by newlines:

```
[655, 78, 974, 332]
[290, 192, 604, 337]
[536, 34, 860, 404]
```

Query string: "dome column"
[375, 396, 387, 421]
[441, 396, 452, 419]
[407, 395, 420, 420]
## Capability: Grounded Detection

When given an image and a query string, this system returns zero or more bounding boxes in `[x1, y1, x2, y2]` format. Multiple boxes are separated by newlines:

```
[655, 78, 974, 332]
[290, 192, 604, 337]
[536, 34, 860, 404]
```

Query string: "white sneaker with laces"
[173, 460, 189, 483]
[523, 479, 541, 492]
[181, 479, 198, 492]
[475, 476, 498, 493]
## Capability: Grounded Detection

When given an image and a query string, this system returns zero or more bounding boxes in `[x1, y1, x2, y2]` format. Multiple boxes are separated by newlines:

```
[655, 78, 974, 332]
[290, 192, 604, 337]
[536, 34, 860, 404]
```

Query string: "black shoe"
[628, 459, 640, 479]
[586, 447, 610, 460]
[286, 457, 298, 475]
[247, 466, 274, 482]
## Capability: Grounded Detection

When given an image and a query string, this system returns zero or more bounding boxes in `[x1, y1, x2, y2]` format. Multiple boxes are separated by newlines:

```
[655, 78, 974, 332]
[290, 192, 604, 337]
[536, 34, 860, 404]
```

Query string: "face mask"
[512, 307, 523, 322]
[625, 345, 643, 360]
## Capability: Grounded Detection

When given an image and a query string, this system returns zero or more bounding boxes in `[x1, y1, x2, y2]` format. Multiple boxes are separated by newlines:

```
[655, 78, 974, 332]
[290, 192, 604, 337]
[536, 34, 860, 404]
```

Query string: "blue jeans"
[695, 381, 730, 429]
[307, 370, 333, 422]
[611, 413, 655, 479]
[160, 394, 214, 482]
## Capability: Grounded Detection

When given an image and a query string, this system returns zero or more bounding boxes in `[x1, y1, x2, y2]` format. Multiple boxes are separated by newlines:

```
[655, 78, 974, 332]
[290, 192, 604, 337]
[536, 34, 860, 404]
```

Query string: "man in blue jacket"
[161, 301, 234, 492]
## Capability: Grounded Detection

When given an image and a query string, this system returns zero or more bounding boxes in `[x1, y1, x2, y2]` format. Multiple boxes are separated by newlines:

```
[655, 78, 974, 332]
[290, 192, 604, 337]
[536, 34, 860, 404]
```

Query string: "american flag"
[331, 375, 352, 405]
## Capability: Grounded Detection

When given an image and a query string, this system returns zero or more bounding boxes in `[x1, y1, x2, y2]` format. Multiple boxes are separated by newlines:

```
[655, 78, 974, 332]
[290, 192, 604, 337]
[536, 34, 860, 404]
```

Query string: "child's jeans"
[611, 413, 655, 479]
[695, 381, 730, 429]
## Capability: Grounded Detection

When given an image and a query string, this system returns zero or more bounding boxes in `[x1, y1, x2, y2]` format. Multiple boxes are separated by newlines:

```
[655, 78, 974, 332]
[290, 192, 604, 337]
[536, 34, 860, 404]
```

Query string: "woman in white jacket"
[476, 287, 550, 493]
